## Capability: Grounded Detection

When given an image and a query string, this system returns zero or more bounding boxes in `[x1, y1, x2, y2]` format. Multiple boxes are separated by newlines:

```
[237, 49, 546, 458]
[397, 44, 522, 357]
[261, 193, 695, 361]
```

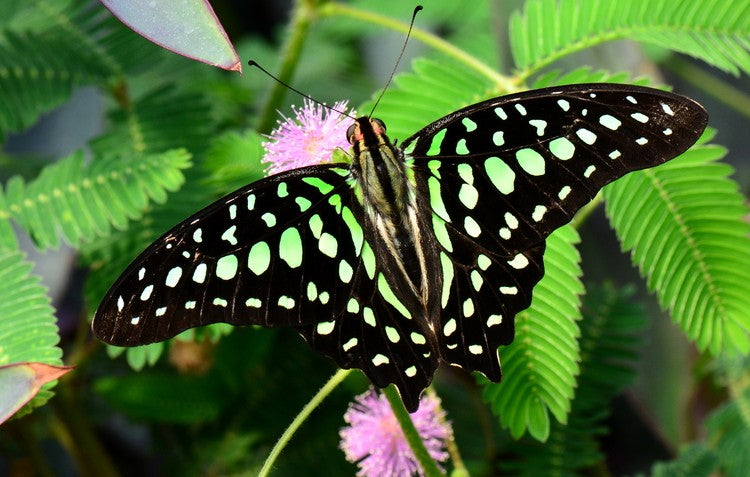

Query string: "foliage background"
[1, 0, 750, 475]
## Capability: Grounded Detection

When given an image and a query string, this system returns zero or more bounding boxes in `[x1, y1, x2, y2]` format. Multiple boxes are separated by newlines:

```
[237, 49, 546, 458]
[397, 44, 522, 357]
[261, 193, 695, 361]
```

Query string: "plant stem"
[383, 385, 444, 477]
[52, 377, 120, 477]
[428, 388, 466, 475]
[256, 0, 318, 133]
[258, 368, 351, 477]
[321, 2, 517, 93]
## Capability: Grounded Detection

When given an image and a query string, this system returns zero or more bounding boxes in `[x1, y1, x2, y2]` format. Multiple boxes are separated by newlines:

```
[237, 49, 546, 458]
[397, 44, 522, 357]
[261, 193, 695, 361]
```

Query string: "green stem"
[52, 378, 120, 477]
[258, 368, 351, 477]
[383, 385, 444, 477]
[427, 388, 466, 475]
[321, 3, 516, 93]
[570, 192, 603, 230]
[256, 0, 318, 133]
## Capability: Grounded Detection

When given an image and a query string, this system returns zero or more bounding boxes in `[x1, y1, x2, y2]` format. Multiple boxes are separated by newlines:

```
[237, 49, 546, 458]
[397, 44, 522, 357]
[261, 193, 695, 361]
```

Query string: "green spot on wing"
[216, 254, 238, 280]
[462, 117, 477, 132]
[279, 228, 303, 268]
[549, 137, 575, 160]
[456, 138, 469, 155]
[516, 148, 546, 176]
[485, 156, 515, 194]
[361, 242, 376, 279]
[248, 242, 270, 275]
[341, 206, 364, 255]
[277, 182, 288, 197]
[378, 274, 412, 319]
[432, 214, 453, 252]
[303, 177, 335, 194]
[426, 129, 447, 156]
[309, 214, 323, 239]
[428, 176, 451, 221]
[440, 252, 453, 308]
[295, 196, 312, 212]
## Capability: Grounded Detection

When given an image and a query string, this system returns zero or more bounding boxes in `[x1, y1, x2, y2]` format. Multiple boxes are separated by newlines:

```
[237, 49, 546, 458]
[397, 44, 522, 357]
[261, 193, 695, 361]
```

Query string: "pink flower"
[340, 389, 452, 477]
[262, 99, 354, 174]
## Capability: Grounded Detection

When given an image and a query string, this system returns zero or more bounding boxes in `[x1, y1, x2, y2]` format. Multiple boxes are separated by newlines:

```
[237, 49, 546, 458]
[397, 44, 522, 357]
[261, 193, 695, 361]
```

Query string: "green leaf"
[0, 249, 62, 417]
[604, 131, 750, 355]
[483, 225, 583, 441]
[360, 57, 496, 143]
[510, 0, 750, 78]
[90, 85, 214, 158]
[94, 371, 224, 423]
[0, 149, 192, 249]
[644, 444, 719, 477]
[705, 388, 750, 477]
[0, 30, 110, 141]
[501, 285, 646, 474]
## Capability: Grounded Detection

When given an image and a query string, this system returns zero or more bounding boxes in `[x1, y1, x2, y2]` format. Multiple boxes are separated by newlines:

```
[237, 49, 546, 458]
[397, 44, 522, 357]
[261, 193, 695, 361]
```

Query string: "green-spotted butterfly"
[93, 83, 707, 412]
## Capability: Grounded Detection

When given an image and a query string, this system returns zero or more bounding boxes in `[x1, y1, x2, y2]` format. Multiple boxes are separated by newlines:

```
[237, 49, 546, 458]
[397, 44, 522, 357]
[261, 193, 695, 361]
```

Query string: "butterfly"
[93, 83, 707, 412]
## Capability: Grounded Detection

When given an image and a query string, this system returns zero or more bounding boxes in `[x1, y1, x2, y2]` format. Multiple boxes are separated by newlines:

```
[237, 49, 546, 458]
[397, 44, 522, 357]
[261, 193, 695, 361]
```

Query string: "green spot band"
[428, 176, 451, 221]
[341, 206, 364, 256]
[432, 214, 453, 252]
[440, 252, 453, 308]
[361, 242, 376, 279]
[302, 177, 335, 194]
[378, 274, 411, 319]
[426, 129, 447, 156]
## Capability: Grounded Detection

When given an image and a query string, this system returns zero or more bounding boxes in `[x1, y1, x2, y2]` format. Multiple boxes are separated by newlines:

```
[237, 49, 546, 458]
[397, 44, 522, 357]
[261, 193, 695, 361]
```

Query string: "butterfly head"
[347, 117, 388, 149]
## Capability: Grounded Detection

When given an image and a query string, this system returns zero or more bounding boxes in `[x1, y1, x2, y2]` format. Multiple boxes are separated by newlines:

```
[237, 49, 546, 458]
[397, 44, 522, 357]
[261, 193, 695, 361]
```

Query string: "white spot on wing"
[576, 128, 597, 145]
[140, 285, 153, 301]
[508, 253, 529, 269]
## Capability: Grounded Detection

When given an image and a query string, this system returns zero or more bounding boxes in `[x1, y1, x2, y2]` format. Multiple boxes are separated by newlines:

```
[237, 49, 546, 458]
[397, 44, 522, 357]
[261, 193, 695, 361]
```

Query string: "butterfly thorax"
[349, 117, 440, 319]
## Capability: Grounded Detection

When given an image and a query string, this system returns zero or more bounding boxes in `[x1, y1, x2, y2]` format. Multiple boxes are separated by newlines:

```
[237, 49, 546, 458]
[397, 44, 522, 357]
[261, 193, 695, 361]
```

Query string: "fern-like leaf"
[510, 0, 750, 78]
[642, 444, 719, 477]
[604, 130, 750, 355]
[483, 225, 583, 441]
[0, 149, 192, 249]
[0, 30, 111, 141]
[501, 285, 645, 473]
[0, 249, 62, 417]
[705, 388, 750, 477]
[90, 85, 214, 157]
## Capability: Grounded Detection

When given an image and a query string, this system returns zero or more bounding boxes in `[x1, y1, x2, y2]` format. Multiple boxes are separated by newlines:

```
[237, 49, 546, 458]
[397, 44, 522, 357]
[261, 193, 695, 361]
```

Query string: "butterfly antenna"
[368, 5, 423, 118]
[248, 60, 355, 120]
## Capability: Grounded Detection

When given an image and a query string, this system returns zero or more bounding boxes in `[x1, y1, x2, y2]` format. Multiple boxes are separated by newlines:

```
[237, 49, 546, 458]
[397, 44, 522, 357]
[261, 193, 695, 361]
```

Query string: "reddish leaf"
[100, 0, 241, 72]
[0, 362, 73, 425]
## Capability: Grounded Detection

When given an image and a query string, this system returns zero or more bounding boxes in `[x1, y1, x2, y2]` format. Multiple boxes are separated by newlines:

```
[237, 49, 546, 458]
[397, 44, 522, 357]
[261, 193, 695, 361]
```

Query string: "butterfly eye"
[346, 123, 358, 144]
[371, 118, 386, 134]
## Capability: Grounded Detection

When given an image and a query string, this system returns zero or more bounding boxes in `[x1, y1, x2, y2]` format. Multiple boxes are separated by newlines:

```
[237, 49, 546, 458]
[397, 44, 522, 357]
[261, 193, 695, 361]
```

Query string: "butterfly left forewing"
[93, 165, 364, 346]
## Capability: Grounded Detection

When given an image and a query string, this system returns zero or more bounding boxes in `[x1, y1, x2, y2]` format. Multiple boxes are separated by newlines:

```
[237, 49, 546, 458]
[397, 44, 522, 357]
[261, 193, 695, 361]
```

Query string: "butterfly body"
[93, 84, 707, 411]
